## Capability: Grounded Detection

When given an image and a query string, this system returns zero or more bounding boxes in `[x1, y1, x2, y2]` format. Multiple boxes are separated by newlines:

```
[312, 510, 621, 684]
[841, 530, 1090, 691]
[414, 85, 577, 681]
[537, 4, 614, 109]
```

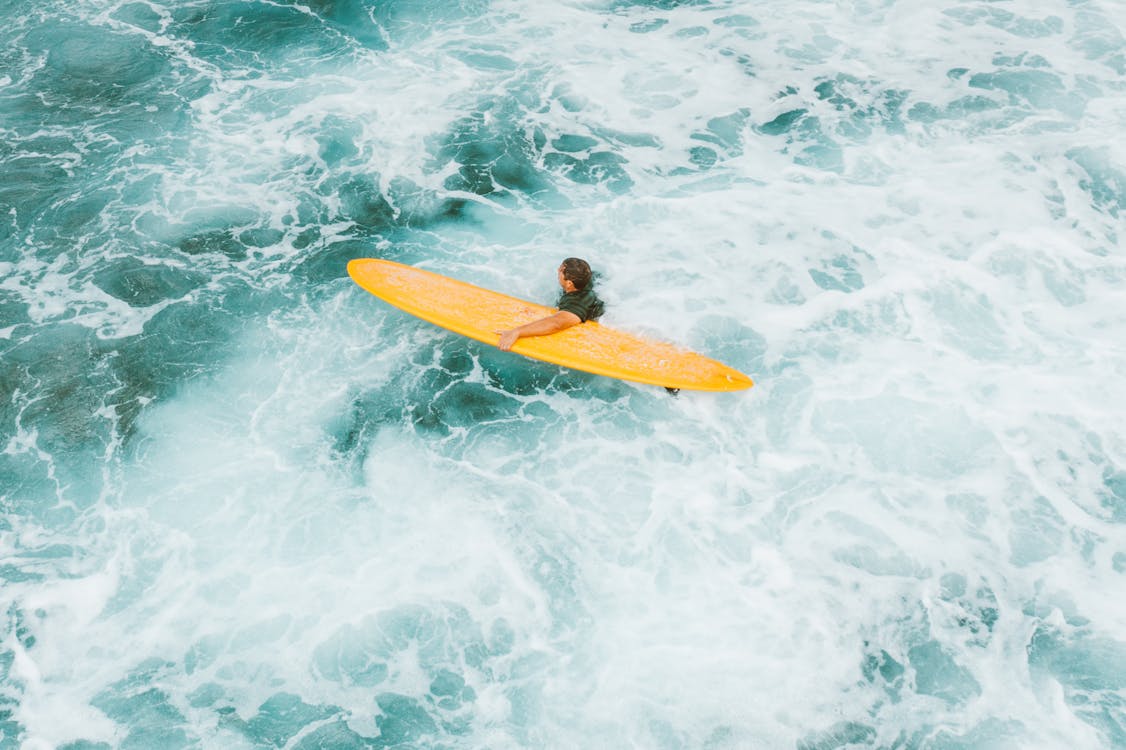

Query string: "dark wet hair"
[560, 257, 593, 291]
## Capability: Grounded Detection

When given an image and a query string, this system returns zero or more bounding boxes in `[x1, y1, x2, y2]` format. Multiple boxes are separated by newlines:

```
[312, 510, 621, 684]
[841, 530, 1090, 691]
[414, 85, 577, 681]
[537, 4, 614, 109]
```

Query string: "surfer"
[497, 258, 604, 351]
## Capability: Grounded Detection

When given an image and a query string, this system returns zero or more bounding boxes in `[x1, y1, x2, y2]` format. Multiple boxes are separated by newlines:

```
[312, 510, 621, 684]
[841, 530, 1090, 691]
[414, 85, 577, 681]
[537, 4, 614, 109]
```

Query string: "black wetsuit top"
[557, 288, 604, 323]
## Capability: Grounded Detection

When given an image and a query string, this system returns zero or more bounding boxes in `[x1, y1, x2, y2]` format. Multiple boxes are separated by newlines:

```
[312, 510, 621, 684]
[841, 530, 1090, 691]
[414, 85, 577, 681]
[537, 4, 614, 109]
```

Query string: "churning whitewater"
[2, 0, 1125, 748]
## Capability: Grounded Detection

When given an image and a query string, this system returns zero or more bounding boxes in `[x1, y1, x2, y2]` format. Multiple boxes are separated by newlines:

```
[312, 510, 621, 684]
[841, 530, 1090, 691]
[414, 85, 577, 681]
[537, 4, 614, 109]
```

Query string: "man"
[497, 257, 604, 351]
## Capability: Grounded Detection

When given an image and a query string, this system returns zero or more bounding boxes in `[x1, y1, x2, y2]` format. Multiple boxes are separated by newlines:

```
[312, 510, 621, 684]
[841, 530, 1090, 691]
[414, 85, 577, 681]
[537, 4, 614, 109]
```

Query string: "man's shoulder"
[558, 287, 604, 322]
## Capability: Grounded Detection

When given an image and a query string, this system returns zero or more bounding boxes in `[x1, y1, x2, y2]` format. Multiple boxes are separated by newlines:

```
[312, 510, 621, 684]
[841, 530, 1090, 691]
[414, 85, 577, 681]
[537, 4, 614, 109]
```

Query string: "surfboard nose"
[724, 371, 755, 391]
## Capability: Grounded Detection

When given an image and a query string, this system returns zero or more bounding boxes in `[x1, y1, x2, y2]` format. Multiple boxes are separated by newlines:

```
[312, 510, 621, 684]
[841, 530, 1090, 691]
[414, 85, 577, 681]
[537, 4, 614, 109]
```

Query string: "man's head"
[558, 257, 593, 292]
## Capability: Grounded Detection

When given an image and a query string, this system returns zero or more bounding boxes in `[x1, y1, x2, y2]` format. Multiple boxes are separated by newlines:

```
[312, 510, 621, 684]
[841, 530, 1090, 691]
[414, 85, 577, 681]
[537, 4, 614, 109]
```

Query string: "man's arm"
[496, 311, 581, 351]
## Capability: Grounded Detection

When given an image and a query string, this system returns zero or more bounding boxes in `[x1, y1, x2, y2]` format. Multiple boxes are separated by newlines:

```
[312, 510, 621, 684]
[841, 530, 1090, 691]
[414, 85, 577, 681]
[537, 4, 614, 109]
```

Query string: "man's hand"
[497, 328, 520, 351]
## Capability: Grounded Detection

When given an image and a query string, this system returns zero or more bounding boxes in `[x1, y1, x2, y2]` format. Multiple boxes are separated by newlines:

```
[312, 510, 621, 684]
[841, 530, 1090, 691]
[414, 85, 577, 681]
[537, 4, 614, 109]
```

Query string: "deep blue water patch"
[691, 108, 751, 158]
[109, 284, 283, 444]
[295, 239, 374, 285]
[630, 18, 668, 34]
[1067, 147, 1126, 219]
[308, 602, 493, 744]
[589, 126, 662, 150]
[714, 14, 758, 29]
[91, 660, 194, 750]
[109, 2, 163, 33]
[315, 115, 363, 167]
[543, 149, 633, 193]
[27, 23, 171, 103]
[0, 291, 29, 329]
[430, 98, 562, 205]
[755, 108, 844, 171]
[862, 646, 906, 698]
[324, 342, 589, 461]
[907, 95, 1002, 124]
[221, 693, 338, 747]
[908, 640, 982, 704]
[1028, 626, 1126, 744]
[449, 44, 518, 73]
[797, 721, 877, 750]
[366, 0, 491, 47]
[758, 109, 808, 136]
[943, 6, 1065, 39]
[165, 1, 354, 68]
[0, 157, 80, 254]
[808, 253, 866, 293]
[551, 134, 600, 153]
[33, 191, 116, 250]
[1102, 467, 1126, 521]
[292, 721, 370, 749]
[178, 229, 249, 261]
[1071, 7, 1126, 75]
[928, 719, 1031, 749]
[0, 324, 120, 514]
[374, 693, 439, 745]
[424, 380, 522, 430]
[969, 69, 1080, 116]
[812, 74, 909, 137]
[609, 0, 711, 10]
[334, 175, 398, 229]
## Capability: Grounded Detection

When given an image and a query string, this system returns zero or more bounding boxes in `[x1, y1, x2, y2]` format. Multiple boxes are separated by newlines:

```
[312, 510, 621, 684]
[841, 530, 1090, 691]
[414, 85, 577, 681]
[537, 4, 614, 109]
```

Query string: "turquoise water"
[2, 0, 1126, 747]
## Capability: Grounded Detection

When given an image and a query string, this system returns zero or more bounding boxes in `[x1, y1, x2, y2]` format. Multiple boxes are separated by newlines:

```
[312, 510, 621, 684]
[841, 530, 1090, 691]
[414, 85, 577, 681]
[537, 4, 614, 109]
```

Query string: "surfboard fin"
[665, 387, 680, 397]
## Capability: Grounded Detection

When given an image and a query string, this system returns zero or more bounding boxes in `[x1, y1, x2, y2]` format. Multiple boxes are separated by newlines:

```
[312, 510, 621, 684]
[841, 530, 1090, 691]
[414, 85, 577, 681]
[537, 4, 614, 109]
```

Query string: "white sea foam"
[3, 0, 1126, 747]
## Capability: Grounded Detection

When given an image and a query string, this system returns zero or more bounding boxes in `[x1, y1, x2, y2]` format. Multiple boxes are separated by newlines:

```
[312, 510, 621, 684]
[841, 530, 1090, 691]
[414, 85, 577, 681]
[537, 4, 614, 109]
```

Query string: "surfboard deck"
[347, 258, 753, 392]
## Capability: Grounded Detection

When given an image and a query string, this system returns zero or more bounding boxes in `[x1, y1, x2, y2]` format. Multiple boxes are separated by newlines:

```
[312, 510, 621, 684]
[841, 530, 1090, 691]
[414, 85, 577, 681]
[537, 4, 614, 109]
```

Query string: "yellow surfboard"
[347, 258, 753, 392]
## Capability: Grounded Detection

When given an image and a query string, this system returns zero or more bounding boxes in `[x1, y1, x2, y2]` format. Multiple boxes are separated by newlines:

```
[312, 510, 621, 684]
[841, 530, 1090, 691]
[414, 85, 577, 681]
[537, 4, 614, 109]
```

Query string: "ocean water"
[2, 0, 1125, 747]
